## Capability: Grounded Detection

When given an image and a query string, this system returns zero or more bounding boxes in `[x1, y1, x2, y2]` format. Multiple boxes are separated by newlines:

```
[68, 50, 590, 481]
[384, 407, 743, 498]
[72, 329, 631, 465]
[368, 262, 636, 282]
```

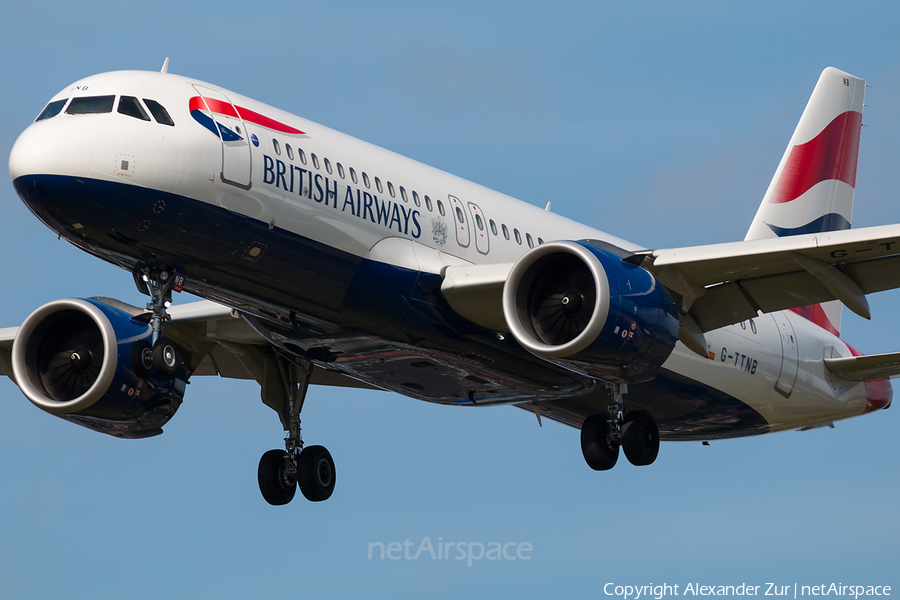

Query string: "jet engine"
[502, 241, 679, 383]
[11, 298, 185, 438]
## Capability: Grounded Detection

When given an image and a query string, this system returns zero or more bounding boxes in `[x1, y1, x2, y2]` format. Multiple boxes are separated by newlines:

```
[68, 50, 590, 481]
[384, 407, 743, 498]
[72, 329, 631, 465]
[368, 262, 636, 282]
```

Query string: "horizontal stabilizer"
[825, 352, 900, 381]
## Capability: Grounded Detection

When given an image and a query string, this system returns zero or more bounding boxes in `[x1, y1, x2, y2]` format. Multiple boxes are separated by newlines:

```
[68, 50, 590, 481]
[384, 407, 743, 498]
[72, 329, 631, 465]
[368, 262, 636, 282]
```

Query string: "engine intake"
[11, 298, 185, 438]
[502, 241, 679, 383]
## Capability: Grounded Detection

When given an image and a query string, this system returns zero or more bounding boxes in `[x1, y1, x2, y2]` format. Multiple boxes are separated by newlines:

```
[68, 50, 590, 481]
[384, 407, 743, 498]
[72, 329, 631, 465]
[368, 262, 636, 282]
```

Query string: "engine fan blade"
[36, 314, 105, 401]
[528, 256, 596, 346]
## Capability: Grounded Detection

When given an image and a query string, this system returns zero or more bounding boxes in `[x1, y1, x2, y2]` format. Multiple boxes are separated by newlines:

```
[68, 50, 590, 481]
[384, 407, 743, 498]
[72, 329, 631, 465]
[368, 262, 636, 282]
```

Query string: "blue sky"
[1, 2, 899, 598]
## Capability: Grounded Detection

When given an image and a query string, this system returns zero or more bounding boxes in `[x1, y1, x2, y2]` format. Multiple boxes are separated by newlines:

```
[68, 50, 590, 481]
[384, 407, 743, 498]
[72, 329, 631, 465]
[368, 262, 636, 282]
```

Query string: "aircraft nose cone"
[9, 119, 91, 184]
[9, 126, 36, 183]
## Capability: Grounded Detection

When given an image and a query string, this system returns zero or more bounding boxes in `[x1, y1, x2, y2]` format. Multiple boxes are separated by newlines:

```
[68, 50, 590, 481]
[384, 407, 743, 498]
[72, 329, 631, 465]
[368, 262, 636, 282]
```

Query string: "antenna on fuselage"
[160, 57, 170, 74]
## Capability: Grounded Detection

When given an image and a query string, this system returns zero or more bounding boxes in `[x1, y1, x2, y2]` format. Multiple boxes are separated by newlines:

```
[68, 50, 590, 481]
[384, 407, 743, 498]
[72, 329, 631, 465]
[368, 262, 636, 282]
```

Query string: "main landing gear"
[580, 383, 660, 470]
[257, 353, 335, 506]
[131, 263, 182, 377]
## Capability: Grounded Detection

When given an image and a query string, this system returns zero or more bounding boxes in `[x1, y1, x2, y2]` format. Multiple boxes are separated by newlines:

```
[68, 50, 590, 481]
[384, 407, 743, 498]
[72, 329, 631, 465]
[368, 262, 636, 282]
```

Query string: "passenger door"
[192, 85, 252, 189]
[772, 312, 799, 397]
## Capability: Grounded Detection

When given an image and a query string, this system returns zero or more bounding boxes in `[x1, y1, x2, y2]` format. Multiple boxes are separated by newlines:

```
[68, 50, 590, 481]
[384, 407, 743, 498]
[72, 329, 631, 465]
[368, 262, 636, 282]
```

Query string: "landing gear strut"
[131, 263, 181, 377]
[257, 353, 335, 505]
[580, 383, 659, 470]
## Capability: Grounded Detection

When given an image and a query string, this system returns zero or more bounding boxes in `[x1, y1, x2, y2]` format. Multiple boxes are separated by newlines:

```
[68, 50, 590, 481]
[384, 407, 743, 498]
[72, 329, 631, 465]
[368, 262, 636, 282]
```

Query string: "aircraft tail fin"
[744, 67, 866, 336]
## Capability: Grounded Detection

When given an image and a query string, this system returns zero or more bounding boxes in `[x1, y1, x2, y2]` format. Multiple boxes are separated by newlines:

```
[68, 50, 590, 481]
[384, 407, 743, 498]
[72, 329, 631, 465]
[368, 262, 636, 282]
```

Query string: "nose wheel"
[130, 263, 183, 377]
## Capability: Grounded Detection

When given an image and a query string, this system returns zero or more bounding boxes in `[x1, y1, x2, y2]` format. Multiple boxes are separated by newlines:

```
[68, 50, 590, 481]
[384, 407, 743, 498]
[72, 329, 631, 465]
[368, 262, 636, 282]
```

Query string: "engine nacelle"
[502, 241, 679, 383]
[11, 298, 185, 438]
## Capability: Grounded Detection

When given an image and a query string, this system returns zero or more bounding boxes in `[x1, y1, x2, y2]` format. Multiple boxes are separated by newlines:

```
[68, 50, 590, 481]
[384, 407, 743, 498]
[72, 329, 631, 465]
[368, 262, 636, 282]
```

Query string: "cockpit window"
[143, 99, 174, 126]
[66, 95, 115, 115]
[35, 99, 67, 121]
[118, 96, 150, 121]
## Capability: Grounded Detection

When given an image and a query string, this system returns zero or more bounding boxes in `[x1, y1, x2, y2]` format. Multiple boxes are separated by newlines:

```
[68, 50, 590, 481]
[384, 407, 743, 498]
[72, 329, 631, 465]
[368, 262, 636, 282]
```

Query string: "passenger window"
[118, 96, 150, 121]
[286, 144, 294, 160]
[324, 157, 332, 174]
[514, 229, 522, 244]
[312, 153, 320, 169]
[537, 237, 544, 245]
[526, 233, 534, 248]
[273, 139, 281, 155]
[412, 191, 421, 207]
[424, 195, 433, 211]
[337, 162, 345, 178]
[36, 99, 67, 121]
[437, 200, 445, 216]
[502, 224, 509, 240]
[143, 99, 174, 126]
[387, 181, 395, 197]
[297, 148, 307, 164]
[400, 186, 408, 202]
[362, 172, 370, 188]
[489, 220, 498, 236]
[350, 167, 358, 184]
[375, 177, 383, 193]
[475, 214, 484, 230]
[455, 207, 464, 223]
[66, 95, 115, 115]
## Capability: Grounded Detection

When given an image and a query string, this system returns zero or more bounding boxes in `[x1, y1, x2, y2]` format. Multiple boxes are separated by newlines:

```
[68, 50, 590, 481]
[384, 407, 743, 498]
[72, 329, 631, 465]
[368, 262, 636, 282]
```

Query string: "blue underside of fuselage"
[12, 174, 770, 439]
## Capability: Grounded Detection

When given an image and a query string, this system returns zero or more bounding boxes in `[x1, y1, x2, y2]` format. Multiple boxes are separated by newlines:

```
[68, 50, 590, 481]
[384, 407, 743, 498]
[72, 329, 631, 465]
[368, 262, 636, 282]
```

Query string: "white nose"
[9, 119, 92, 184]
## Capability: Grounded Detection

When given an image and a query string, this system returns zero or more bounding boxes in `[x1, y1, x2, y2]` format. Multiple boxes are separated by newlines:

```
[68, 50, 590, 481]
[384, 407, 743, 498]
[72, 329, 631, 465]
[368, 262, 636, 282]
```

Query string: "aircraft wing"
[0, 298, 376, 390]
[643, 223, 900, 335]
[441, 223, 900, 357]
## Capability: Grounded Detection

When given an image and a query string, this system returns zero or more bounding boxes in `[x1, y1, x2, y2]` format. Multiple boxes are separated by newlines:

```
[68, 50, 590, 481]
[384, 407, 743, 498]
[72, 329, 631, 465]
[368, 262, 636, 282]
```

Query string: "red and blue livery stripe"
[189, 96, 306, 139]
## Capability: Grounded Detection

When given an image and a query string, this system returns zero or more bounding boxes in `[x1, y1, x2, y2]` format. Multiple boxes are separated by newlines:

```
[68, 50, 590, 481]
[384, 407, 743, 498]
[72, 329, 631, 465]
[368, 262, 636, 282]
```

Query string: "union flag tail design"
[745, 67, 866, 337]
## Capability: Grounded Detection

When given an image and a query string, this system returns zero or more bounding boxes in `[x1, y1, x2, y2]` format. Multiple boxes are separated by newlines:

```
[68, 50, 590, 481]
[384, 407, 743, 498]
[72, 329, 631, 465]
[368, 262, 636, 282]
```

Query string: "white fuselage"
[8, 70, 886, 439]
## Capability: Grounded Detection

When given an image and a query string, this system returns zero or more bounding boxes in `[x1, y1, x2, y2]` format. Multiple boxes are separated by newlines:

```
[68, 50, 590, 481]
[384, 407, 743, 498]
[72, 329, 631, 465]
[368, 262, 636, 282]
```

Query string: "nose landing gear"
[130, 263, 183, 378]
[580, 383, 659, 470]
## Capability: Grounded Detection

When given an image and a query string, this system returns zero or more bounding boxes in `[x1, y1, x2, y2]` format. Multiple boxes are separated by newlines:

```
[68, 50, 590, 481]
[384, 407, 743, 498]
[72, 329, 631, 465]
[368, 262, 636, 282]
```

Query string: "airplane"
[3, 61, 900, 506]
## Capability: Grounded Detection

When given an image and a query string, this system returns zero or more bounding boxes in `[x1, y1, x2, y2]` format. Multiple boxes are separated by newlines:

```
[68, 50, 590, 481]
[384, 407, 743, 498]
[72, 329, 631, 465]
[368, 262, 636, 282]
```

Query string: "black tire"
[131, 339, 154, 378]
[297, 445, 336, 502]
[258, 449, 296, 506]
[580, 414, 619, 471]
[152, 337, 180, 376]
[622, 410, 659, 466]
